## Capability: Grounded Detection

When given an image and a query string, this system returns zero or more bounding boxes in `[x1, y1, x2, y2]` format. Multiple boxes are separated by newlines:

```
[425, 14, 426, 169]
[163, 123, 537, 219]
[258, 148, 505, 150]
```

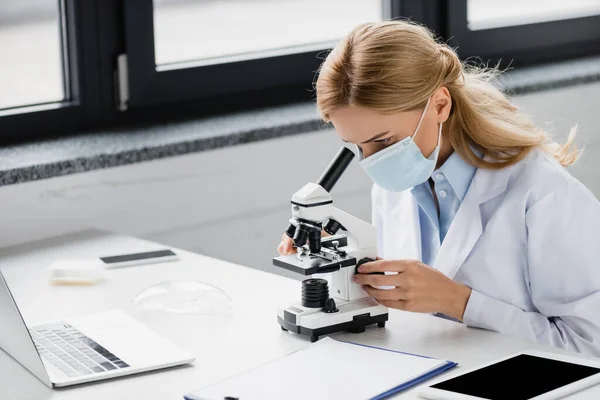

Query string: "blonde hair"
[315, 20, 579, 169]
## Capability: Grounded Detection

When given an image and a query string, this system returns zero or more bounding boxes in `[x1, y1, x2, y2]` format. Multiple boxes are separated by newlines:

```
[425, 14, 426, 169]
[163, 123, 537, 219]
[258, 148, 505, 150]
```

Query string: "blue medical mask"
[357, 98, 442, 192]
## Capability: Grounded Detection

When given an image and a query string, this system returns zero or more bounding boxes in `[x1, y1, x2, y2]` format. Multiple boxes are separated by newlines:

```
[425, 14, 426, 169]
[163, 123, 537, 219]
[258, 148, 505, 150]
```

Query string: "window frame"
[386, 0, 446, 34]
[121, 0, 351, 109]
[0, 0, 102, 145]
[1, 0, 600, 146]
[445, 0, 600, 67]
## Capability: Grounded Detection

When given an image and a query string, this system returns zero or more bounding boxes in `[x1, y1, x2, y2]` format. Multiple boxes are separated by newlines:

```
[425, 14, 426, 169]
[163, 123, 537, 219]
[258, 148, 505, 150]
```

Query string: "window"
[153, 0, 381, 66]
[1, 1, 599, 144]
[0, 0, 99, 145]
[467, 0, 600, 30]
[121, 0, 382, 109]
[445, 0, 600, 67]
[0, 0, 64, 109]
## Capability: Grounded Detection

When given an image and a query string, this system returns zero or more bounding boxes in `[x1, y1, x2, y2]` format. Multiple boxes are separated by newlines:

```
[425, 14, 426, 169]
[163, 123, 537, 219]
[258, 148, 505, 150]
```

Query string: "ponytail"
[316, 20, 580, 169]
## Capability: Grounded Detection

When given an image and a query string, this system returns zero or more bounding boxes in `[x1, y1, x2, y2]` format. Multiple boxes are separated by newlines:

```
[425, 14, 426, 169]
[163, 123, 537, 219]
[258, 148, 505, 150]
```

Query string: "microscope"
[273, 146, 388, 342]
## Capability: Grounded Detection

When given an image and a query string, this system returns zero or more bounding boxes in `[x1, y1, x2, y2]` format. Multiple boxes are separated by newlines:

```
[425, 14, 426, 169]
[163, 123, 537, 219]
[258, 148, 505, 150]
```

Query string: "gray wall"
[1, 81, 599, 279]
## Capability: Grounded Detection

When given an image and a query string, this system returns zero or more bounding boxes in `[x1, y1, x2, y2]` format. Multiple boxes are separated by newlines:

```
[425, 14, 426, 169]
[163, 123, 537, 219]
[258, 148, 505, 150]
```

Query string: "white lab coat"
[372, 149, 600, 357]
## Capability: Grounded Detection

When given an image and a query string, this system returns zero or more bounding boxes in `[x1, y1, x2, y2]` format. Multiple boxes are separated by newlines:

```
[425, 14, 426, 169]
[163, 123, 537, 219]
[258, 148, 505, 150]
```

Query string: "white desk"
[1, 230, 598, 400]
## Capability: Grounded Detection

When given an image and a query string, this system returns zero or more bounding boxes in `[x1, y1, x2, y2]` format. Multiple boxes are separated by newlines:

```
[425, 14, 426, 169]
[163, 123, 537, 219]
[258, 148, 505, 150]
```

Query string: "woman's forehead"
[329, 106, 415, 142]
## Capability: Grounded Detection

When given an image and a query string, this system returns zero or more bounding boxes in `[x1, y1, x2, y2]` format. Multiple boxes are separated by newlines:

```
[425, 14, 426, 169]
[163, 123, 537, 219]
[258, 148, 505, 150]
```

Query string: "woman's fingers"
[357, 259, 415, 274]
[354, 272, 397, 287]
[376, 299, 409, 310]
[362, 285, 408, 301]
[277, 234, 296, 255]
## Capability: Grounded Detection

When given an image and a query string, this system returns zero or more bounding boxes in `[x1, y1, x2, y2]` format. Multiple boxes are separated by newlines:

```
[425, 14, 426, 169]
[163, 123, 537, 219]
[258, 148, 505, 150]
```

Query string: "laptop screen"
[0, 270, 52, 387]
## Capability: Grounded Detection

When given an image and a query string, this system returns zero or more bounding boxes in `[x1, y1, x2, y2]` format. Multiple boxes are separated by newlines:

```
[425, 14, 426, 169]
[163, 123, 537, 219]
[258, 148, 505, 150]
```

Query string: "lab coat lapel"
[432, 164, 511, 278]
[432, 181, 482, 278]
[404, 195, 423, 262]
[386, 193, 422, 261]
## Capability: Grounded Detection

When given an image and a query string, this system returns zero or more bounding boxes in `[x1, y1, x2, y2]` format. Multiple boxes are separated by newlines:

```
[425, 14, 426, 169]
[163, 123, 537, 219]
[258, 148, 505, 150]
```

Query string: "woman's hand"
[277, 234, 296, 256]
[353, 259, 472, 321]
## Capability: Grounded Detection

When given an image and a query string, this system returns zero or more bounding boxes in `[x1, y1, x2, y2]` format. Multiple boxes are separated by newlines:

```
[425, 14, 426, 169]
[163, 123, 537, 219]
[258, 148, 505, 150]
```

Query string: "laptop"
[0, 269, 195, 388]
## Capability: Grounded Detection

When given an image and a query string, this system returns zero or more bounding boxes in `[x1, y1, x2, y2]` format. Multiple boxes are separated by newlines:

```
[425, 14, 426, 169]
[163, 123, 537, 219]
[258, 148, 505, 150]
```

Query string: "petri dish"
[131, 280, 233, 315]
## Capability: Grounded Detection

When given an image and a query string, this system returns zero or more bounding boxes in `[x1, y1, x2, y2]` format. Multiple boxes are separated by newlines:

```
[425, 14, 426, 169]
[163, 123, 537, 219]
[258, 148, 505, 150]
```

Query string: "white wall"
[0, 128, 372, 280]
[1, 81, 599, 279]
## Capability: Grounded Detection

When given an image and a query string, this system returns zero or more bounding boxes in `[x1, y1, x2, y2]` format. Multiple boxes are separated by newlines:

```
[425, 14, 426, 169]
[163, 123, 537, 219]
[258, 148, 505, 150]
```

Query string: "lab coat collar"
[432, 158, 511, 278]
[473, 161, 511, 205]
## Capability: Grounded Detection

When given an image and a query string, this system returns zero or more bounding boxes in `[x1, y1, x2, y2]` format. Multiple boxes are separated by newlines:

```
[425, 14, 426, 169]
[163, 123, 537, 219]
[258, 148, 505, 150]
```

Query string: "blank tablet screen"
[430, 354, 600, 400]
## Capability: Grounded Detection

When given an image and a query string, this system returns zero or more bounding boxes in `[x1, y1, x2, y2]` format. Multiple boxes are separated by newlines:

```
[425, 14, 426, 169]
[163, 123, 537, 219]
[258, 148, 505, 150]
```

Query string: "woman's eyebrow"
[361, 131, 390, 144]
[340, 131, 390, 144]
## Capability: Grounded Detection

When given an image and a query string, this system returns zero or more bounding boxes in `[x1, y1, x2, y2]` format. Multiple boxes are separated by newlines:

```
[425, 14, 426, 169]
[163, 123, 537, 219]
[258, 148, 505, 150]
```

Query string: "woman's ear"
[433, 87, 452, 124]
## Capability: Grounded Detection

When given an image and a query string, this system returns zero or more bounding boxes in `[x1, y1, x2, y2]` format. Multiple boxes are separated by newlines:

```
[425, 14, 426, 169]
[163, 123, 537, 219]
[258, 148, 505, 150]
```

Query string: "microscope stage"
[273, 251, 356, 275]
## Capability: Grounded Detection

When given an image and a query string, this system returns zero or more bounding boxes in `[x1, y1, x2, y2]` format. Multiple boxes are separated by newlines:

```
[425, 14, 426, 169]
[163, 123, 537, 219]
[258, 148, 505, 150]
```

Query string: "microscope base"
[277, 298, 389, 343]
[278, 314, 387, 343]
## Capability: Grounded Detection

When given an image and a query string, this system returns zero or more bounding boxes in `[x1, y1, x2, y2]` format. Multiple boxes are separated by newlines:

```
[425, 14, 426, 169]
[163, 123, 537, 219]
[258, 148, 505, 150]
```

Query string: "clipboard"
[184, 337, 457, 400]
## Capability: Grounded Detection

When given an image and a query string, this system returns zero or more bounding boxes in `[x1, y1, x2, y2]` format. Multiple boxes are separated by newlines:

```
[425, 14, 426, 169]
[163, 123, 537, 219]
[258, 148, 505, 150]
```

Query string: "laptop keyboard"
[29, 322, 129, 378]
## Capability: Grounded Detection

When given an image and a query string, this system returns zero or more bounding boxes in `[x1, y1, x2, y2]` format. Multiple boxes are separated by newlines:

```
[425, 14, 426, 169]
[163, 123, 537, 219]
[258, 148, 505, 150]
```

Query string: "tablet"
[417, 349, 600, 400]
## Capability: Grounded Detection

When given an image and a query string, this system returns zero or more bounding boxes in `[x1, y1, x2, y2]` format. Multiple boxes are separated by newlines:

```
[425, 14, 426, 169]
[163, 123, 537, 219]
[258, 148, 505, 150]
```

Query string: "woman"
[277, 20, 600, 356]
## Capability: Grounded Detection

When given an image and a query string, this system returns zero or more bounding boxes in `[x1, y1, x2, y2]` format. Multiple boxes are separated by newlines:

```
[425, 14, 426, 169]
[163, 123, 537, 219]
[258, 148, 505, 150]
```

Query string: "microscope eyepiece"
[317, 146, 355, 193]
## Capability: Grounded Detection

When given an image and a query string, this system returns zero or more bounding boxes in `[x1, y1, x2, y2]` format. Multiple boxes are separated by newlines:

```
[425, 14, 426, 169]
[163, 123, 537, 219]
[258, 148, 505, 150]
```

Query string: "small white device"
[49, 259, 106, 285]
[99, 249, 179, 269]
[417, 349, 600, 400]
[0, 268, 194, 388]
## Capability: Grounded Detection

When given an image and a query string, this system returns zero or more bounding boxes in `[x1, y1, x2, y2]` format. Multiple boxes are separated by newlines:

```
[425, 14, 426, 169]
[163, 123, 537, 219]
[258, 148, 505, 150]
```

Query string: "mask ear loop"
[411, 97, 431, 140]
[413, 97, 443, 152]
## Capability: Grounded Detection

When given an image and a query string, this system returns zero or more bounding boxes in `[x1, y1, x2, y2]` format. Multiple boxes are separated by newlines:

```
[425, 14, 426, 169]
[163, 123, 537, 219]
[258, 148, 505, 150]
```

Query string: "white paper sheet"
[185, 337, 453, 400]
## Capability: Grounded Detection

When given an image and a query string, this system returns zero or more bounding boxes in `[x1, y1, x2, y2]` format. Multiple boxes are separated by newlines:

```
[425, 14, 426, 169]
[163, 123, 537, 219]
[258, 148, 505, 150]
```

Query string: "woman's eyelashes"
[373, 137, 393, 146]
[374, 137, 392, 144]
